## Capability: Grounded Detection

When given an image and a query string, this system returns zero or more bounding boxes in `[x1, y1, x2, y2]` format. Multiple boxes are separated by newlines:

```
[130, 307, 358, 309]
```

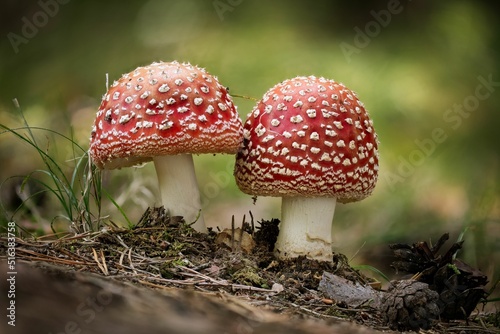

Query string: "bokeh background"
[1, 0, 499, 296]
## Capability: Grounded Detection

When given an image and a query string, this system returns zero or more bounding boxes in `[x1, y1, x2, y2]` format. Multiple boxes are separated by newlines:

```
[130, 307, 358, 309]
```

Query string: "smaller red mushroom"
[90, 61, 243, 232]
[234, 76, 379, 261]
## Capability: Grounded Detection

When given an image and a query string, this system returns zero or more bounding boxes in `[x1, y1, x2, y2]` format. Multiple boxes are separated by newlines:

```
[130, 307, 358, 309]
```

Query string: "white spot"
[167, 98, 176, 105]
[320, 152, 331, 161]
[331, 94, 339, 100]
[310, 132, 319, 141]
[310, 147, 320, 154]
[366, 142, 374, 150]
[283, 95, 293, 102]
[349, 140, 356, 150]
[135, 104, 142, 110]
[293, 100, 303, 108]
[180, 94, 188, 101]
[143, 120, 154, 128]
[218, 103, 228, 111]
[283, 131, 292, 138]
[206, 105, 215, 114]
[271, 119, 280, 127]
[255, 124, 266, 137]
[124, 96, 133, 104]
[311, 163, 321, 170]
[174, 79, 183, 86]
[200, 86, 209, 94]
[281, 147, 290, 155]
[324, 140, 333, 147]
[333, 121, 343, 129]
[178, 106, 189, 113]
[290, 115, 304, 124]
[145, 109, 156, 115]
[333, 156, 341, 164]
[112, 92, 120, 100]
[149, 78, 158, 85]
[119, 113, 134, 124]
[158, 84, 170, 93]
[262, 135, 275, 143]
[198, 115, 208, 122]
[292, 142, 300, 149]
[306, 109, 317, 118]
[342, 158, 351, 166]
[297, 130, 306, 137]
[345, 118, 353, 125]
[194, 97, 203, 106]
[325, 129, 337, 137]
[265, 105, 273, 113]
[188, 123, 197, 130]
[149, 98, 157, 105]
[336, 140, 346, 148]
[290, 156, 299, 163]
[321, 100, 329, 106]
[277, 103, 287, 111]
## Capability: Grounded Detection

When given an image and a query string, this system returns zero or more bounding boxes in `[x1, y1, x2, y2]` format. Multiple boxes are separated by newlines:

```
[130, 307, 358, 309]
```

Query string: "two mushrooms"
[90, 61, 379, 262]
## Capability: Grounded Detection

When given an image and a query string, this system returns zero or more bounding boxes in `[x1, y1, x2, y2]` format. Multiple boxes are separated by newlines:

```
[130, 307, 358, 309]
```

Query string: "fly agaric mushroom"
[90, 61, 243, 232]
[234, 76, 379, 261]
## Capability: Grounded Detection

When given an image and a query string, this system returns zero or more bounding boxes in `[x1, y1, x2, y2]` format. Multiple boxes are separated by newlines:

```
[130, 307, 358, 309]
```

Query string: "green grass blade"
[103, 188, 132, 227]
[352, 264, 390, 283]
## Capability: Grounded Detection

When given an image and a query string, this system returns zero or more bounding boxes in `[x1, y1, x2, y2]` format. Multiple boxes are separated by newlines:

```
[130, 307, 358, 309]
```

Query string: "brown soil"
[0, 207, 498, 333]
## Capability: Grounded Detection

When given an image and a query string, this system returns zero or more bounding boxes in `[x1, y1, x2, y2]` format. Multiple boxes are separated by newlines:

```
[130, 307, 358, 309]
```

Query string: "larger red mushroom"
[234, 76, 379, 261]
[90, 61, 243, 232]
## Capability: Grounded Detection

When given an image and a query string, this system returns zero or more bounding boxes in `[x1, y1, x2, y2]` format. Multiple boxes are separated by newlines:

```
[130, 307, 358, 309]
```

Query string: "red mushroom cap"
[90, 61, 243, 169]
[234, 76, 379, 203]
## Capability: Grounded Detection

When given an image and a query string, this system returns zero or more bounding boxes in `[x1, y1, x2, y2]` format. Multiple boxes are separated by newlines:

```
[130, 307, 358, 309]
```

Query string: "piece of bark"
[318, 271, 382, 308]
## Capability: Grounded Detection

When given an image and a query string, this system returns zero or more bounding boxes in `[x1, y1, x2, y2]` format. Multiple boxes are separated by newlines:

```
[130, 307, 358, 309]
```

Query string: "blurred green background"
[1, 0, 498, 291]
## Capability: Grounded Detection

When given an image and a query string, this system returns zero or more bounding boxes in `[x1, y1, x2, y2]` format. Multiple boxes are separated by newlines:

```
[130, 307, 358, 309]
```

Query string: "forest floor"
[0, 207, 498, 334]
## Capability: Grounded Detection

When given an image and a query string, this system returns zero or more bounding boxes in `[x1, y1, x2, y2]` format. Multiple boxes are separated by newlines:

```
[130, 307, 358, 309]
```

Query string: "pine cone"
[381, 280, 440, 331]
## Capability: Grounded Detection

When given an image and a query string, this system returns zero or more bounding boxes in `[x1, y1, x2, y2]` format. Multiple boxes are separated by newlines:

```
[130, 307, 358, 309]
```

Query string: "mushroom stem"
[275, 197, 336, 261]
[153, 154, 206, 232]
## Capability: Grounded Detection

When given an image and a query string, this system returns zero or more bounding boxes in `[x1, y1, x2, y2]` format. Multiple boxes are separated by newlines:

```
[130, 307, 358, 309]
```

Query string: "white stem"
[274, 197, 337, 261]
[153, 154, 206, 232]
